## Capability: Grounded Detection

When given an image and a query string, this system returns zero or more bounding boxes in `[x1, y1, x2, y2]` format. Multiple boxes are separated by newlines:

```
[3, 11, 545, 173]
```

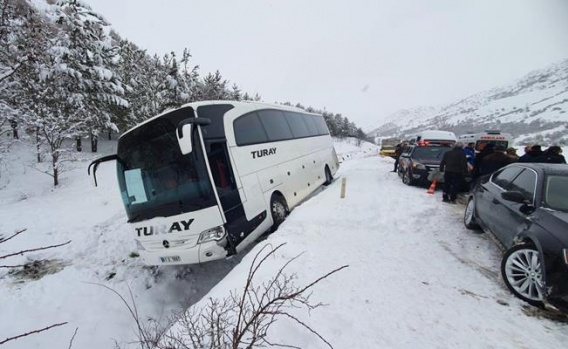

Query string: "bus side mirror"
[177, 123, 193, 155]
[177, 118, 211, 155]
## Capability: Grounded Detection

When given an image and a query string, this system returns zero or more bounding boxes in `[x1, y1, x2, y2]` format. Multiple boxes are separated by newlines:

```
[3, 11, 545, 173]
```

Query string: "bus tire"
[324, 166, 333, 186]
[270, 194, 288, 229]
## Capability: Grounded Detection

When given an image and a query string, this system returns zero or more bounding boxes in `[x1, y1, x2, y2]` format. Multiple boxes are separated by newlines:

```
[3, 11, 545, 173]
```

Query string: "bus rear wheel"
[270, 194, 288, 229]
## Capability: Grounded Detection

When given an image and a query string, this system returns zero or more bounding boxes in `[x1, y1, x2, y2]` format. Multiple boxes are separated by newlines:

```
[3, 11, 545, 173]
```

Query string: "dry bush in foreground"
[158, 243, 348, 349]
[113, 243, 347, 349]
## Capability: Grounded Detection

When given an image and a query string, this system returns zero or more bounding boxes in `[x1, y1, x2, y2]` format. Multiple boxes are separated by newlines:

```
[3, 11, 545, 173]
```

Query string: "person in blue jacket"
[463, 142, 475, 169]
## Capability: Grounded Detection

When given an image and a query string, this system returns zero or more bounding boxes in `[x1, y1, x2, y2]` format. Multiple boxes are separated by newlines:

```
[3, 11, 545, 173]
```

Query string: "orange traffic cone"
[427, 179, 437, 194]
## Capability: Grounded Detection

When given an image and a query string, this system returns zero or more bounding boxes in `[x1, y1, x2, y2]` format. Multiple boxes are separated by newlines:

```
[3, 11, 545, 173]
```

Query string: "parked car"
[397, 143, 452, 185]
[463, 162, 568, 312]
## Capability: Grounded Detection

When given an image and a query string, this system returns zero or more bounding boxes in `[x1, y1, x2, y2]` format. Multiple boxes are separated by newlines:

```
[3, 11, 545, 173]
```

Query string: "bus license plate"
[160, 256, 181, 263]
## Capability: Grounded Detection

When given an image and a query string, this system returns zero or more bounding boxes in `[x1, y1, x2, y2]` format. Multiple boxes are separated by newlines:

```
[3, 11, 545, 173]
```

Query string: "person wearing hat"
[506, 147, 519, 162]
[480, 144, 513, 175]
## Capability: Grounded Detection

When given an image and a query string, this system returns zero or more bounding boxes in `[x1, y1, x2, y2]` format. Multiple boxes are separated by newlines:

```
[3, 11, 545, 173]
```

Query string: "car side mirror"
[501, 191, 525, 203]
[501, 191, 535, 214]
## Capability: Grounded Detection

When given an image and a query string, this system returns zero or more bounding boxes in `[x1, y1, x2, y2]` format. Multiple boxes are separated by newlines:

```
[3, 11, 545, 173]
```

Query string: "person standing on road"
[440, 142, 468, 204]
[519, 144, 544, 162]
[480, 145, 513, 176]
[506, 147, 519, 162]
[472, 143, 494, 180]
[392, 142, 404, 172]
[463, 142, 475, 171]
[535, 146, 566, 164]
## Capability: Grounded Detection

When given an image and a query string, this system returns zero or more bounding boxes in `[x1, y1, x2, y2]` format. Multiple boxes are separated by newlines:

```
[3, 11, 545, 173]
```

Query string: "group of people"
[440, 142, 565, 204]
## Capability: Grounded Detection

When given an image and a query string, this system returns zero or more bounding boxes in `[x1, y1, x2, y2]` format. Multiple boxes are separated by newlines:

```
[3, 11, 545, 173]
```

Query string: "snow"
[1, 138, 567, 348]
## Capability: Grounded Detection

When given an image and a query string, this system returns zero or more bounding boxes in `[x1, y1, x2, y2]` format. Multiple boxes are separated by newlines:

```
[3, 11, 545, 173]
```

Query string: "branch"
[0, 322, 68, 345]
[68, 327, 79, 349]
[0, 240, 71, 260]
[0, 228, 26, 244]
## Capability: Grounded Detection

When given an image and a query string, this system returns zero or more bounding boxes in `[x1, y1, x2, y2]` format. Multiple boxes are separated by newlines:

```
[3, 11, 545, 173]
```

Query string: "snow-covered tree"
[196, 70, 229, 100]
[14, 0, 127, 185]
[53, 0, 127, 152]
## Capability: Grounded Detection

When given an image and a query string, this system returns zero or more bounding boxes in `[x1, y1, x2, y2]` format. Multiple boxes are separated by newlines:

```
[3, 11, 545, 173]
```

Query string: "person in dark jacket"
[392, 142, 408, 172]
[392, 143, 403, 172]
[519, 144, 544, 162]
[534, 146, 566, 164]
[472, 143, 494, 180]
[440, 142, 468, 203]
[506, 147, 519, 162]
[480, 145, 512, 175]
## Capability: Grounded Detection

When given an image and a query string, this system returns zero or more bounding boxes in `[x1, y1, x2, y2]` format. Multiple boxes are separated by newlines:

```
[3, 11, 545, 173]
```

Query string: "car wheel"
[464, 197, 481, 230]
[270, 194, 288, 229]
[402, 170, 414, 186]
[323, 166, 333, 186]
[501, 244, 545, 308]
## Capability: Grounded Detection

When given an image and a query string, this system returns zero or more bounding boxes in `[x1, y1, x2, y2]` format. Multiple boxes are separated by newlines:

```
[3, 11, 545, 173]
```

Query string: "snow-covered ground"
[1, 138, 567, 348]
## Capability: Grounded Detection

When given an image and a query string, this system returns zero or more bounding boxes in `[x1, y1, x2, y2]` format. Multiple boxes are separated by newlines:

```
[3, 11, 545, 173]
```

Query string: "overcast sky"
[85, 0, 568, 131]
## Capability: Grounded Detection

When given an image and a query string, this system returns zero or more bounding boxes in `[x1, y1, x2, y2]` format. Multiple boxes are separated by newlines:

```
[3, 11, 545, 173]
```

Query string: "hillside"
[368, 59, 568, 145]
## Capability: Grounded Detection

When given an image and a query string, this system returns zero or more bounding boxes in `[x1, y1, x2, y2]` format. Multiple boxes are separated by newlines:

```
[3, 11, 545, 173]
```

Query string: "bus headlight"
[198, 226, 226, 244]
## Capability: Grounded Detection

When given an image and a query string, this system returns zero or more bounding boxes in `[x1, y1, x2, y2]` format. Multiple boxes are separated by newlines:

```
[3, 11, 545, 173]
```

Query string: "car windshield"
[543, 175, 568, 212]
[116, 113, 216, 223]
[412, 146, 451, 160]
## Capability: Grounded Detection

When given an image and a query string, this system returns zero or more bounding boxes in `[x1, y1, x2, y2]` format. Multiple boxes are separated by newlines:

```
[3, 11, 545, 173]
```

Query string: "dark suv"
[397, 144, 452, 185]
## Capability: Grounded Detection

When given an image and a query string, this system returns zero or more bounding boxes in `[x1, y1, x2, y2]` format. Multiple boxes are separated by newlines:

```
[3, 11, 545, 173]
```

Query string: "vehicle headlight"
[413, 162, 426, 170]
[563, 248, 568, 266]
[198, 226, 226, 244]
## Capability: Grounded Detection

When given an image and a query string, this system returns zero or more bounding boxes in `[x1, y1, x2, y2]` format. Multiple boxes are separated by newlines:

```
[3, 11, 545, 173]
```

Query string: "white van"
[458, 130, 514, 152]
[408, 130, 457, 145]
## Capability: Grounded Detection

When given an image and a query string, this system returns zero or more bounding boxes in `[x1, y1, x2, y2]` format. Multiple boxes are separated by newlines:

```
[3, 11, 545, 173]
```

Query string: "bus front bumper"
[139, 240, 227, 266]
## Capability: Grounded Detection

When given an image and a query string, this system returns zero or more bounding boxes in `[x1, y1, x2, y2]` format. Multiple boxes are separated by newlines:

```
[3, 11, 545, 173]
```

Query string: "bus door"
[205, 141, 248, 246]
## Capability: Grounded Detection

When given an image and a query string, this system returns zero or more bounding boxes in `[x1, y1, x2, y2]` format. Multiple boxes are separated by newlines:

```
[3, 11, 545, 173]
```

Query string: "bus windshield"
[116, 115, 216, 223]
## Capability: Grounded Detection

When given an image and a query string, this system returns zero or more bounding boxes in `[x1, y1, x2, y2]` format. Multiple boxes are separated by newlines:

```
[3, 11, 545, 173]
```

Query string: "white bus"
[89, 101, 339, 266]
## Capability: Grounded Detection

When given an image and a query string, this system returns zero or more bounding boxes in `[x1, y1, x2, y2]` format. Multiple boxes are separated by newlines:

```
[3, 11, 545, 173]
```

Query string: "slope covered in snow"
[369, 59, 568, 145]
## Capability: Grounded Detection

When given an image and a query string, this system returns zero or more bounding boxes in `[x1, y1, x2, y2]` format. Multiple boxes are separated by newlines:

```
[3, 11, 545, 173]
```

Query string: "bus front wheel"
[270, 194, 288, 229]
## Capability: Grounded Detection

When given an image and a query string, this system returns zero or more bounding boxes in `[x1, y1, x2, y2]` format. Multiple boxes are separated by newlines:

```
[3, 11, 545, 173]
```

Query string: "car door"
[491, 168, 537, 247]
[476, 166, 522, 234]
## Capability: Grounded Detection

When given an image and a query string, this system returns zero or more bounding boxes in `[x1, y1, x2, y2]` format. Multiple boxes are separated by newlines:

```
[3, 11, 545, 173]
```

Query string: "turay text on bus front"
[135, 219, 195, 237]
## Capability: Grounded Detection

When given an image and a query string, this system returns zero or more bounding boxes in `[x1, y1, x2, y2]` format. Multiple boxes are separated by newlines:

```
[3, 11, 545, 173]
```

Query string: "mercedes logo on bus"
[162, 240, 170, 248]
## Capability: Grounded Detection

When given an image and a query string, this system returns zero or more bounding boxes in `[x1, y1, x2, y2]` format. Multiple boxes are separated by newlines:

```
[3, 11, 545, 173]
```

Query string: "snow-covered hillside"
[369, 59, 568, 145]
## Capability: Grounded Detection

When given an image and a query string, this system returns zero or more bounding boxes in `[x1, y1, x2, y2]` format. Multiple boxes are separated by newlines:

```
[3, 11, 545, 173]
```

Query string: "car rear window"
[412, 146, 451, 160]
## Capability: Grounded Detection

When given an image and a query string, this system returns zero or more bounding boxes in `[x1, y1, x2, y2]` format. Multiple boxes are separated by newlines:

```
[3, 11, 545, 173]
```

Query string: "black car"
[397, 144, 452, 185]
[464, 162, 568, 312]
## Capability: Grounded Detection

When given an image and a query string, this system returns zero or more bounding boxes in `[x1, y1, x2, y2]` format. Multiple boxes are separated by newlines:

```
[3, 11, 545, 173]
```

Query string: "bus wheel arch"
[323, 165, 333, 186]
[270, 192, 289, 229]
